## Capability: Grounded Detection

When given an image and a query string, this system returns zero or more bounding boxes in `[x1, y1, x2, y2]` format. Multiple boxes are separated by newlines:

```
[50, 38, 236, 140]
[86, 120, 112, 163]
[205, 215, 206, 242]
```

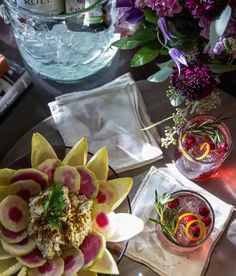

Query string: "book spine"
[0, 71, 31, 115]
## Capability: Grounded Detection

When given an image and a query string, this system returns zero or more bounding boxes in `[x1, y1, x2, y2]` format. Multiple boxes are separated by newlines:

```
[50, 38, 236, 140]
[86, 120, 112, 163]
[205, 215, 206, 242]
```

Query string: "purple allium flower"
[158, 17, 176, 44]
[169, 48, 188, 76]
[171, 64, 217, 101]
[145, 0, 182, 17]
[185, 0, 229, 20]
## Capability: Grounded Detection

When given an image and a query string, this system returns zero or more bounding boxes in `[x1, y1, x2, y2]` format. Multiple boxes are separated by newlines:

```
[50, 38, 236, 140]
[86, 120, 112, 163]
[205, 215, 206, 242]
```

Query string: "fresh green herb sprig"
[43, 183, 66, 229]
[149, 191, 179, 241]
[185, 115, 228, 145]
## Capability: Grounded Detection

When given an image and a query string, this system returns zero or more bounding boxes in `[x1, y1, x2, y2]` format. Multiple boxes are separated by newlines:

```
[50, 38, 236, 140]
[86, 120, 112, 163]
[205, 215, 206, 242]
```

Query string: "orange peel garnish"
[196, 142, 211, 161]
[182, 133, 187, 143]
[185, 219, 207, 241]
[174, 213, 198, 234]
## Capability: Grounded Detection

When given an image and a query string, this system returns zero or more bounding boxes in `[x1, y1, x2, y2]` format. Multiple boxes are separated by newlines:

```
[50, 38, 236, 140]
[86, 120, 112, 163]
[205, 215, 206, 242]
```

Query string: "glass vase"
[3, 0, 119, 82]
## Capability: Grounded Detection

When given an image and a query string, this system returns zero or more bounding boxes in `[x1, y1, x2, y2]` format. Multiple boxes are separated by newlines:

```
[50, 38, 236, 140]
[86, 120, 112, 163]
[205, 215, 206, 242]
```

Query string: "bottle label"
[11, 0, 65, 14]
[65, 0, 85, 13]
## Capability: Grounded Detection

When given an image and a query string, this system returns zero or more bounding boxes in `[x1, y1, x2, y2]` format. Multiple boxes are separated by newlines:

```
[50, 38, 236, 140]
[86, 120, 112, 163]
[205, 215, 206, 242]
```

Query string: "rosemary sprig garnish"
[149, 191, 179, 242]
[43, 183, 66, 229]
[185, 115, 229, 145]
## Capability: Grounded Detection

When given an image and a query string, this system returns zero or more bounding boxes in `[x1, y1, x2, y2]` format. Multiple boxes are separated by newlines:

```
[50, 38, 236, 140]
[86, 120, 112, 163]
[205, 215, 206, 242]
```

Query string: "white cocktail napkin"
[125, 165, 234, 276]
[48, 73, 162, 173]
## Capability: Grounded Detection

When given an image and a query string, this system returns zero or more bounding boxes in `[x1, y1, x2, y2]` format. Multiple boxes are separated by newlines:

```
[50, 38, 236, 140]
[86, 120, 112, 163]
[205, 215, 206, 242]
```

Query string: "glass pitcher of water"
[3, 0, 119, 82]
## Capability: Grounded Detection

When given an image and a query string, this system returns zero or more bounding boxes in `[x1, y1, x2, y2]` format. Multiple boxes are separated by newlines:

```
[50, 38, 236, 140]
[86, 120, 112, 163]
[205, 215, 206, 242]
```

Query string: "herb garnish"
[149, 191, 179, 241]
[185, 115, 228, 145]
[43, 183, 66, 228]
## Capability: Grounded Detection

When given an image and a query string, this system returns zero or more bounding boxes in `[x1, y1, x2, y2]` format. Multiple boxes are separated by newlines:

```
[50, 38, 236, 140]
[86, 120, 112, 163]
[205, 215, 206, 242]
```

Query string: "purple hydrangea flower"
[171, 63, 216, 101]
[185, 0, 229, 20]
[144, 0, 182, 17]
[169, 48, 187, 76]
[158, 17, 176, 44]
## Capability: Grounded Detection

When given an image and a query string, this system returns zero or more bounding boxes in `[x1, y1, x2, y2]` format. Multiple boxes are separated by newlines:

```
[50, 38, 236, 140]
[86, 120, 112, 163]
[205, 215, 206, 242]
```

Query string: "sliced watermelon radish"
[54, 166, 80, 192]
[107, 213, 144, 242]
[0, 224, 27, 244]
[0, 168, 16, 186]
[28, 257, 64, 276]
[100, 178, 133, 210]
[0, 241, 11, 260]
[79, 232, 105, 268]
[86, 147, 109, 182]
[63, 136, 88, 167]
[0, 195, 29, 232]
[89, 248, 119, 275]
[96, 184, 118, 207]
[92, 204, 117, 240]
[37, 159, 62, 184]
[2, 238, 36, 256]
[0, 258, 22, 275]
[62, 248, 84, 276]
[11, 180, 41, 201]
[17, 248, 46, 268]
[31, 133, 57, 169]
[12, 169, 48, 190]
[77, 167, 99, 199]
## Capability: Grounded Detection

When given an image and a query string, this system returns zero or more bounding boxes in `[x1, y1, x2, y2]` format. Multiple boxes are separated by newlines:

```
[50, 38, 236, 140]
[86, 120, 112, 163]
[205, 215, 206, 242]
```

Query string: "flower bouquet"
[114, 0, 236, 147]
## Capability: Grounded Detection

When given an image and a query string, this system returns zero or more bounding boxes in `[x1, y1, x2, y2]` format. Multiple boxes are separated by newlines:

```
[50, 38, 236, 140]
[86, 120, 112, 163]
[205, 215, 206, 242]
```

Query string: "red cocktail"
[153, 190, 214, 255]
[175, 115, 232, 180]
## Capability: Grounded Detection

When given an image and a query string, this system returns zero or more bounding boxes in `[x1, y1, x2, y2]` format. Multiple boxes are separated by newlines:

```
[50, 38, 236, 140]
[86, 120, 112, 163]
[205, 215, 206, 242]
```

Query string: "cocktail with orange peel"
[150, 190, 214, 255]
[174, 115, 232, 180]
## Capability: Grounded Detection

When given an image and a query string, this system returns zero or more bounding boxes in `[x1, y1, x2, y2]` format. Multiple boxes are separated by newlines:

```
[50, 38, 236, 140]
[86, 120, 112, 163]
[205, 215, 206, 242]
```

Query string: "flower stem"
[141, 115, 173, 131]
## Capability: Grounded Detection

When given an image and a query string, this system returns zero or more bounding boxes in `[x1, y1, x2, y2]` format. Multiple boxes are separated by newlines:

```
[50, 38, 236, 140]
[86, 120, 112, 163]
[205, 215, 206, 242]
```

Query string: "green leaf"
[112, 39, 142, 49]
[148, 67, 173, 82]
[112, 27, 157, 50]
[215, 5, 232, 36]
[208, 64, 236, 73]
[131, 46, 159, 67]
[159, 48, 169, 55]
[143, 9, 158, 25]
[157, 59, 173, 69]
[170, 94, 185, 107]
[210, 20, 219, 49]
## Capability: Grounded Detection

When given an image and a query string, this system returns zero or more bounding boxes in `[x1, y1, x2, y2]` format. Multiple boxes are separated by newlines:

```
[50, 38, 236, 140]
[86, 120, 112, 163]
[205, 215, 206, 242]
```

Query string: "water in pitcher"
[4, 0, 119, 82]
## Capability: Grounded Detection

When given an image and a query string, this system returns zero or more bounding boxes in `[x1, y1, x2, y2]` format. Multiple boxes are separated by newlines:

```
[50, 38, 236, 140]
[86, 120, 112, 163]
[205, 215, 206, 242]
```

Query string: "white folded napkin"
[48, 73, 162, 173]
[125, 165, 234, 276]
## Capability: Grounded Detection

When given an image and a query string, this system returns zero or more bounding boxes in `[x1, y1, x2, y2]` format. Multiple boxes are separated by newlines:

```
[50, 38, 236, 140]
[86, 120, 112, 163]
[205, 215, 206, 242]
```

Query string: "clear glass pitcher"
[3, 0, 119, 82]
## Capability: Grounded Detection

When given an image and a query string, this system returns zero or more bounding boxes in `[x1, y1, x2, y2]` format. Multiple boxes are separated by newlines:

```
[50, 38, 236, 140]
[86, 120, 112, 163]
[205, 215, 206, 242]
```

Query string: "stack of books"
[0, 54, 31, 115]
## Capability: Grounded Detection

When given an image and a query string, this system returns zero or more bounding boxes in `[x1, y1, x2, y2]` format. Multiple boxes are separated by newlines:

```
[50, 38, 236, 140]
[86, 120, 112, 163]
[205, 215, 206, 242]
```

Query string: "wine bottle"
[10, 0, 65, 14]
[65, 0, 110, 32]
[65, 0, 85, 13]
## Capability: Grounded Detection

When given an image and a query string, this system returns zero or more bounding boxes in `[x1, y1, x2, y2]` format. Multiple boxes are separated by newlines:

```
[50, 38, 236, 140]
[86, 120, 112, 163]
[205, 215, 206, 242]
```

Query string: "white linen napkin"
[48, 73, 162, 173]
[125, 165, 234, 276]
